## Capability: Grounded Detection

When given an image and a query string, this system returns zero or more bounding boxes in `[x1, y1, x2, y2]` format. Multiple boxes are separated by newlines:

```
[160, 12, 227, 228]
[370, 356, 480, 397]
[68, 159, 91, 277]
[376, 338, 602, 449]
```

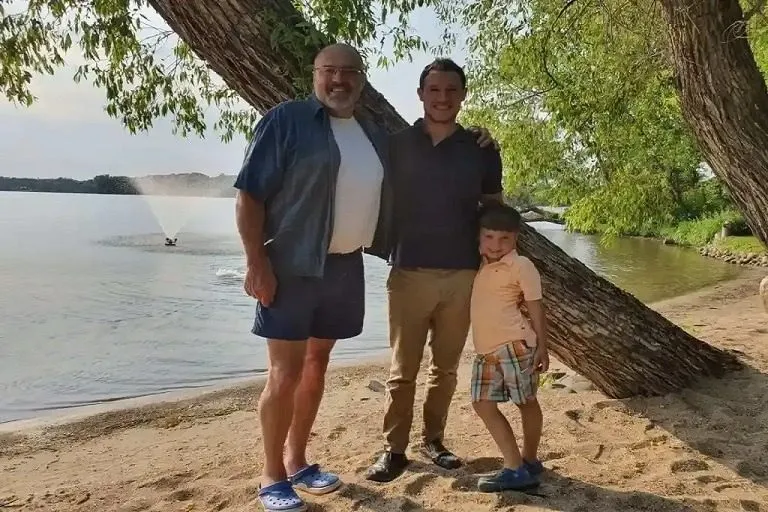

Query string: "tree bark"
[146, 0, 741, 398]
[660, 0, 768, 247]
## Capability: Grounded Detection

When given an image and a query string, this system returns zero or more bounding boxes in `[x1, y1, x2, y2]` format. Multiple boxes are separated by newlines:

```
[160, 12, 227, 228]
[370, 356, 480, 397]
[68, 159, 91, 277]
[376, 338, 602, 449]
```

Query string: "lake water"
[0, 192, 743, 423]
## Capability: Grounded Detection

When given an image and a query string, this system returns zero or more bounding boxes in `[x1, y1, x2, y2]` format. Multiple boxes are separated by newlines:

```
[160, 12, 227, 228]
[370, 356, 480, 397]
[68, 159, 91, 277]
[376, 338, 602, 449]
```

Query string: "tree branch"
[541, 0, 579, 88]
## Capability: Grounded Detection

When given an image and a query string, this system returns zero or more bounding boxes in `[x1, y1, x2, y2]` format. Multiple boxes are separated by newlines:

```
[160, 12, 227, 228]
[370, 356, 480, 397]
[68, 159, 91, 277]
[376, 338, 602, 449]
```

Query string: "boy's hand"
[531, 346, 550, 374]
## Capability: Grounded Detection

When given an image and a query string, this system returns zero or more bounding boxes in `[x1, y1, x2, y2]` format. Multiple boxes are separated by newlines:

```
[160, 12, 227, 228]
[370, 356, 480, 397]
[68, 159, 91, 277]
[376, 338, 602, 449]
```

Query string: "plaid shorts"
[471, 341, 538, 404]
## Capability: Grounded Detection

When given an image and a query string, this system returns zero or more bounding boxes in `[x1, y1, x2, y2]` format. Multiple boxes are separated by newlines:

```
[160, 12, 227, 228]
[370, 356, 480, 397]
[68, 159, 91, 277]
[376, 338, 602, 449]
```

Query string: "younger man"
[469, 205, 550, 492]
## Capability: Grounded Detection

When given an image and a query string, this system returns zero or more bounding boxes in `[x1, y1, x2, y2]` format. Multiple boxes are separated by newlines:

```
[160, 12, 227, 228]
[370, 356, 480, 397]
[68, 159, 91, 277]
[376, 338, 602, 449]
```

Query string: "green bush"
[659, 210, 744, 247]
[675, 177, 734, 221]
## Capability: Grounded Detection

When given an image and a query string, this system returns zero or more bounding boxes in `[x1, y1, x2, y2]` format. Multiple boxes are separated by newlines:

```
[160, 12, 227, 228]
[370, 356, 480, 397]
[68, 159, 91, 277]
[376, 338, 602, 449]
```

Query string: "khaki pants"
[382, 267, 476, 453]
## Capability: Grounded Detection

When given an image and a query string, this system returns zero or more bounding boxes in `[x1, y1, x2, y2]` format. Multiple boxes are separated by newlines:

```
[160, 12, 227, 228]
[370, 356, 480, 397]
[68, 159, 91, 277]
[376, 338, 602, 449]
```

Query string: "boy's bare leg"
[472, 400, 523, 469]
[518, 399, 543, 461]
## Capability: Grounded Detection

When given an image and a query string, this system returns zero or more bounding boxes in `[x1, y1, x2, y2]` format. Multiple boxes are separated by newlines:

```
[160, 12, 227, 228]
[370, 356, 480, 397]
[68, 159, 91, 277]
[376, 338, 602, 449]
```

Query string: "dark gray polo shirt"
[390, 119, 503, 270]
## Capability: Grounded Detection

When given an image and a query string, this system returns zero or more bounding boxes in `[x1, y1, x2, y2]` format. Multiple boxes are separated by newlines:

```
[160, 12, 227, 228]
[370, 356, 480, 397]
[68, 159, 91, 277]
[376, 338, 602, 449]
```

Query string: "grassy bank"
[712, 235, 767, 255]
[658, 210, 744, 247]
[659, 211, 764, 252]
[656, 210, 767, 266]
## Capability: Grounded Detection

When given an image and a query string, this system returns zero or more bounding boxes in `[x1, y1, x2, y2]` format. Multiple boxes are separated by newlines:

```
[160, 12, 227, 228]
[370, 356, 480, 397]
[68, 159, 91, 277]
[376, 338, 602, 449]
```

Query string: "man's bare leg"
[284, 338, 335, 474]
[260, 339, 307, 487]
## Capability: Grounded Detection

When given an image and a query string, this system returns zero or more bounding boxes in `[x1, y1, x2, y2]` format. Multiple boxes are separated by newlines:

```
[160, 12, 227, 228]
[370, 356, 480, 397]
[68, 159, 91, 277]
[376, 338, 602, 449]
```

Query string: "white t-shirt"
[327, 116, 384, 254]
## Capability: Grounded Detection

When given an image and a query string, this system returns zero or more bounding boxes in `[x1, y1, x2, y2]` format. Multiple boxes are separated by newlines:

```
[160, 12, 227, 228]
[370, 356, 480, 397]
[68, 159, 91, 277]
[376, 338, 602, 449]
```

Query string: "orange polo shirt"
[470, 250, 542, 355]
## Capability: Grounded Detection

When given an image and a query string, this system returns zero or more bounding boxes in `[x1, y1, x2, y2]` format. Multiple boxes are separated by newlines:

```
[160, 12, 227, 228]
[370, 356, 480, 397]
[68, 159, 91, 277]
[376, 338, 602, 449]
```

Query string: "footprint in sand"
[630, 434, 669, 450]
[740, 499, 761, 511]
[328, 425, 347, 440]
[403, 474, 439, 497]
[691, 438, 727, 458]
[736, 459, 768, 478]
[466, 457, 502, 473]
[168, 487, 197, 501]
[696, 474, 726, 484]
[564, 409, 582, 421]
[206, 493, 231, 511]
[0, 495, 20, 508]
[713, 482, 741, 492]
[38, 488, 90, 507]
[670, 458, 709, 473]
[340, 484, 419, 511]
[450, 474, 478, 492]
[591, 400, 631, 414]
[212, 499, 231, 511]
[228, 468, 256, 481]
[121, 498, 153, 511]
[137, 470, 194, 490]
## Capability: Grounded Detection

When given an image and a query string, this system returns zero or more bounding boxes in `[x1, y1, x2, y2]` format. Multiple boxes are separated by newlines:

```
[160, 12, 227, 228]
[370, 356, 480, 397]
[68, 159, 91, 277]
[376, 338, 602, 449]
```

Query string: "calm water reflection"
[539, 226, 742, 303]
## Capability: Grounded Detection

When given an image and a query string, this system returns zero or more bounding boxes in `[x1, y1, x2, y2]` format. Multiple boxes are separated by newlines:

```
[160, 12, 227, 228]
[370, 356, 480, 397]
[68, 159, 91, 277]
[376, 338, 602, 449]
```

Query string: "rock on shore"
[699, 245, 768, 267]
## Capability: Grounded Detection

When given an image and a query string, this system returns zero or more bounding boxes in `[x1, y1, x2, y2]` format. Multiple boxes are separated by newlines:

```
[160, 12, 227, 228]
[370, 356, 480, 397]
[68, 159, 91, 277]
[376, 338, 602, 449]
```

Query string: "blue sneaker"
[477, 465, 540, 493]
[524, 458, 545, 476]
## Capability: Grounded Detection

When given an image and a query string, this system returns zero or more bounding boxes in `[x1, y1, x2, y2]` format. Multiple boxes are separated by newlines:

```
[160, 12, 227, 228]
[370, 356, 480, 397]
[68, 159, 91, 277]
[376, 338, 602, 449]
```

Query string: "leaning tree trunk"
[660, 0, 768, 247]
[146, 0, 741, 398]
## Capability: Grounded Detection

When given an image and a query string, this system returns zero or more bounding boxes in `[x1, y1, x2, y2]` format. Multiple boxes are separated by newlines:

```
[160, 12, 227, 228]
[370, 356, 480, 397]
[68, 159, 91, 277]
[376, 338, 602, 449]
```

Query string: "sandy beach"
[2, 269, 768, 512]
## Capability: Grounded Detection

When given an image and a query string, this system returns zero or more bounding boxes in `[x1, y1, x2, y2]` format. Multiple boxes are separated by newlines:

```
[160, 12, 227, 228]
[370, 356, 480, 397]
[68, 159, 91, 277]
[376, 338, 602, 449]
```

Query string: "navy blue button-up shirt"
[390, 120, 503, 270]
[234, 95, 393, 278]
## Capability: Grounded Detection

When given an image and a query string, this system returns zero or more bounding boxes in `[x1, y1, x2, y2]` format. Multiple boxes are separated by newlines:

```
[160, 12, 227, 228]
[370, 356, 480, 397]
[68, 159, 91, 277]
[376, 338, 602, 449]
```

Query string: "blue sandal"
[477, 466, 540, 493]
[258, 481, 307, 512]
[289, 463, 342, 495]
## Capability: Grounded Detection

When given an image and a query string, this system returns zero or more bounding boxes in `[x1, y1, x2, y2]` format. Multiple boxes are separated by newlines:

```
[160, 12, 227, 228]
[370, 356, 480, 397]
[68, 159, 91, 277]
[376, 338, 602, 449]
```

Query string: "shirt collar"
[501, 250, 519, 264]
[482, 250, 519, 267]
[413, 118, 468, 141]
[308, 94, 326, 118]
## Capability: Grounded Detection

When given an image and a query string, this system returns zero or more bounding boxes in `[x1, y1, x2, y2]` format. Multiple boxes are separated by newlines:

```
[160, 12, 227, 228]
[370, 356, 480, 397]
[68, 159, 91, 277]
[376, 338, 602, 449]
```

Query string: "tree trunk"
[660, 0, 768, 247]
[146, 0, 741, 398]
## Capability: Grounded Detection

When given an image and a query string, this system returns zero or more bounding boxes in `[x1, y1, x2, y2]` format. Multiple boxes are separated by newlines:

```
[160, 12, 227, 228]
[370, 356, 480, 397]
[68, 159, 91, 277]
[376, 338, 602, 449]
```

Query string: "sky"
[0, 6, 464, 180]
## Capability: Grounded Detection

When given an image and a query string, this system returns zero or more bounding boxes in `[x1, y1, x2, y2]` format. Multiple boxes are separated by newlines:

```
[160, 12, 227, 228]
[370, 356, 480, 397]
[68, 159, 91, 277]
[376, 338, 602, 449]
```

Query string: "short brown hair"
[419, 58, 466, 89]
[479, 204, 522, 233]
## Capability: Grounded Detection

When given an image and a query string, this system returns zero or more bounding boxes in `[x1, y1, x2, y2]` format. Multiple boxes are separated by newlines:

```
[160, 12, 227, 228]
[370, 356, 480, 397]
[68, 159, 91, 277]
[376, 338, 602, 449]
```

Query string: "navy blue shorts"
[252, 250, 365, 341]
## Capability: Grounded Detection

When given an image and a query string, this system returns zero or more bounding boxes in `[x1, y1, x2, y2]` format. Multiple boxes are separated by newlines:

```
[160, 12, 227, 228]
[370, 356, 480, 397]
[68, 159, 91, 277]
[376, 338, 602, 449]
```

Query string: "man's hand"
[531, 346, 550, 374]
[244, 260, 277, 307]
[467, 125, 500, 150]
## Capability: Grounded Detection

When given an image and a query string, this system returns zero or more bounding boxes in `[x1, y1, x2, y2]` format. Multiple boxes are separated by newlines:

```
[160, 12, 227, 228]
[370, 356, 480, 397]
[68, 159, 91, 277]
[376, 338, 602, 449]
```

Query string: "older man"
[235, 43, 389, 512]
[235, 44, 494, 511]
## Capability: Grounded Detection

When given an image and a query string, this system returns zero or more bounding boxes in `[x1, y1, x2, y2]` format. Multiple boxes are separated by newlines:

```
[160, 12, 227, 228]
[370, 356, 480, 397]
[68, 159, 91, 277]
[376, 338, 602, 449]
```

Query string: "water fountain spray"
[129, 175, 211, 245]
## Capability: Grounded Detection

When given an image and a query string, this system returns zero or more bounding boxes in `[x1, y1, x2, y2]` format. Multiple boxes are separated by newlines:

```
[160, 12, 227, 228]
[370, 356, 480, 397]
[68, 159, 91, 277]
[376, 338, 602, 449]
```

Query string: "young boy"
[470, 204, 550, 492]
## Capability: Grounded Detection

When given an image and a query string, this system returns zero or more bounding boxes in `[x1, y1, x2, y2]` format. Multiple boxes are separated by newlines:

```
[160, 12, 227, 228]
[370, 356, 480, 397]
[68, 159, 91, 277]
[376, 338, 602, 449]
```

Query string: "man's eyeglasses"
[314, 66, 365, 79]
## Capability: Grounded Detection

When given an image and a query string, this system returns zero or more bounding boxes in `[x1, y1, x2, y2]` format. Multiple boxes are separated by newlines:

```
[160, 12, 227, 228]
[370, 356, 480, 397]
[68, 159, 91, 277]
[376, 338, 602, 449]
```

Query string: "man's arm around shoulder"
[481, 146, 504, 206]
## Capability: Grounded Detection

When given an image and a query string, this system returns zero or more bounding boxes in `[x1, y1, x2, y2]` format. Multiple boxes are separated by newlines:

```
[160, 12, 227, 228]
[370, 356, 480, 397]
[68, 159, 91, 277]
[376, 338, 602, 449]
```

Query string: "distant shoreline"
[1, 188, 237, 198]
[0, 173, 237, 198]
